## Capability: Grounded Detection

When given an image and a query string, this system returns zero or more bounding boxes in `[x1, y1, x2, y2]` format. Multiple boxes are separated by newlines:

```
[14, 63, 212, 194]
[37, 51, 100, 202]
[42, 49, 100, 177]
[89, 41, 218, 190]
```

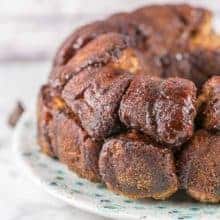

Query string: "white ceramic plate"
[13, 112, 220, 220]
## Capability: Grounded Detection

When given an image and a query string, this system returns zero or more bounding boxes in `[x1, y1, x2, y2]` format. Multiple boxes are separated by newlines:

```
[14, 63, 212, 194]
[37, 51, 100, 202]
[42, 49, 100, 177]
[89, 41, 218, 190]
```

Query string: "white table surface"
[0, 1, 220, 219]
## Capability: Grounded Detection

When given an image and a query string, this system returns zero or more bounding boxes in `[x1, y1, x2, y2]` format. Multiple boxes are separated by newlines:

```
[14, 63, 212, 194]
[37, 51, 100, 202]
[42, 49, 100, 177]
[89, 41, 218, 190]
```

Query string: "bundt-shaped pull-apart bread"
[99, 130, 179, 199]
[37, 4, 220, 202]
[178, 130, 220, 203]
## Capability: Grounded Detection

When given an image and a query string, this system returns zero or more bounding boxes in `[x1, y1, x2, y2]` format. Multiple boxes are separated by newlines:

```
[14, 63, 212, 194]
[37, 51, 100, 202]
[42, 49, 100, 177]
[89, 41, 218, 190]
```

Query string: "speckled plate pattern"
[13, 113, 220, 220]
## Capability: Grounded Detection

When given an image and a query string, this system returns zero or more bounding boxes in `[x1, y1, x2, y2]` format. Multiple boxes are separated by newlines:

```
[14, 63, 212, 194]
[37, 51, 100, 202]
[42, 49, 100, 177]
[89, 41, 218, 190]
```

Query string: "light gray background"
[0, 1, 219, 219]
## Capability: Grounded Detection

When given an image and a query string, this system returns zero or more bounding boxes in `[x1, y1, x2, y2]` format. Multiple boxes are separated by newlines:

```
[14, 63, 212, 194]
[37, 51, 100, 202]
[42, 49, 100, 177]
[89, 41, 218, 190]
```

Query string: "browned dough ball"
[49, 33, 146, 90]
[37, 86, 101, 182]
[62, 66, 132, 141]
[54, 112, 101, 182]
[99, 130, 179, 200]
[197, 76, 220, 130]
[178, 130, 220, 203]
[119, 75, 197, 147]
[53, 21, 118, 66]
[37, 85, 60, 158]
